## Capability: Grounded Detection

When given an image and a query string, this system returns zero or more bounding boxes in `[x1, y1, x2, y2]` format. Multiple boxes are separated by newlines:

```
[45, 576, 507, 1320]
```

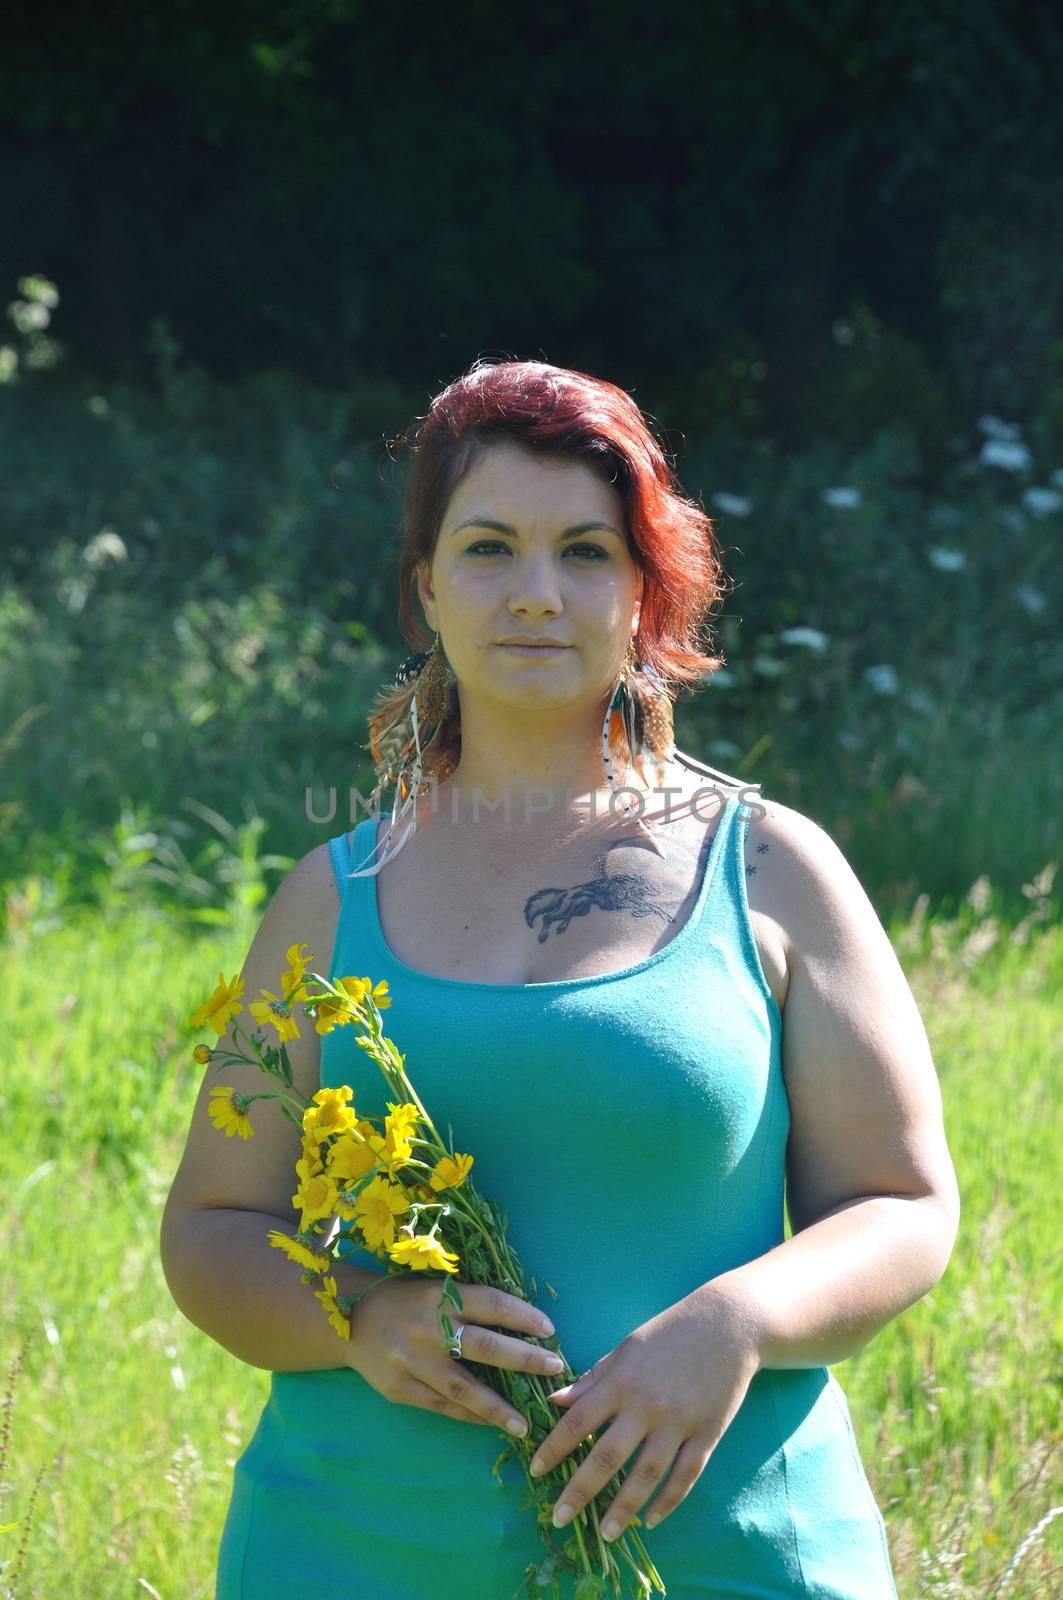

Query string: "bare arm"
[706, 802, 961, 1366]
[161, 1205, 384, 1372]
[160, 838, 384, 1372]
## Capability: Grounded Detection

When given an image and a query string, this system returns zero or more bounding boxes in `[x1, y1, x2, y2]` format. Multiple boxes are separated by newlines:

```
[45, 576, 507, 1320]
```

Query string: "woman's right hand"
[346, 1276, 564, 1436]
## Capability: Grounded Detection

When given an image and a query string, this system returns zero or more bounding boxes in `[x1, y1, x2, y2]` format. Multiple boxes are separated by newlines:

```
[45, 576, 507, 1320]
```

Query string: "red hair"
[379, 358, 730, 782]
[391, 358, 728, 675]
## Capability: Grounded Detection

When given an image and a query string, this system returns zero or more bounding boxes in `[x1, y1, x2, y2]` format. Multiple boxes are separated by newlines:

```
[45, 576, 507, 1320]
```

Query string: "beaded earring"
[348, 631, 456, 878]
[351, 626, 761, 878]
[601, 636, 675, 855]
[602, 633, 763, 838]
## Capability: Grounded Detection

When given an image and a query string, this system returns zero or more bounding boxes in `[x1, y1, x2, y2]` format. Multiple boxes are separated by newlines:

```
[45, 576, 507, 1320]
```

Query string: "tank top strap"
[696, 788, 775, 1011]
[325, 822, 378, 985]
[326, 826, 355, 902]
[696, 788, 754, 940]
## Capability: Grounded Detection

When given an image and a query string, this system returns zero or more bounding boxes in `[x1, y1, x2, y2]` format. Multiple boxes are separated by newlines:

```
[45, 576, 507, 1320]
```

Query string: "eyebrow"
[449, 517, 623, 539]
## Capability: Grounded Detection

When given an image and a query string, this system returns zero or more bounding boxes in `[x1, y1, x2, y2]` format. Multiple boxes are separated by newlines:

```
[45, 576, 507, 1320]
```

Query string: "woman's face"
[416, 438, 644, 716]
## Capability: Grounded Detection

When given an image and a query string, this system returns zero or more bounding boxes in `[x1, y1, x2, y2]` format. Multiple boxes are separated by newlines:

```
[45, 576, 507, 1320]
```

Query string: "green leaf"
[439, 1276, 465, 1313]
[490, 1444, 514, 1485]
[508, 1372, 533, 1408]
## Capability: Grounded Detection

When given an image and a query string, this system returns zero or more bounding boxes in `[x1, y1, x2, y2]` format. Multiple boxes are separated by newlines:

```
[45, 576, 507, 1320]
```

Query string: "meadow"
[2, 846, 1059, 1599]
[2, 338, 1061, 1596]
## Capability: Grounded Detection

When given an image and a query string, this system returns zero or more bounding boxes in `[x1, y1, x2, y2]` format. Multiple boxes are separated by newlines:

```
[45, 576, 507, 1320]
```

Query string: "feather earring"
[350, 632, 457, 878]
[601, 639, 673, 857]
[601, 641, 761, 838]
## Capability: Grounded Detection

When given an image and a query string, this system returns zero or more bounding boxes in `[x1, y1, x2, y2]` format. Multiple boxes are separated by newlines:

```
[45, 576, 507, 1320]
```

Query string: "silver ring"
[446, 1322, 465, 1361]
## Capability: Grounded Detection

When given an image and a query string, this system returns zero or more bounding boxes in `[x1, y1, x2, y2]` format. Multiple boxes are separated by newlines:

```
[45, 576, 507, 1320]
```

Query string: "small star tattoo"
[746, 864, 756, 876]
[757, 842, 769, 854]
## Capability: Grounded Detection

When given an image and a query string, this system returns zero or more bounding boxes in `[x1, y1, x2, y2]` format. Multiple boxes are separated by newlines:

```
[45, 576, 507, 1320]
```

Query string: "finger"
[592, 1429, 689, 1541]
[397, 1373, 504, 1430]
[550, 1364, 598, 1404]
[627, 1434, 715, 1533]
[426, 1356, 532, 1437]
[471, 1283, 555, 1341]
[545, 1417, 647, 1532]
[456, 1320, 564, 1379]
[530, 1392, 613, 1480]
[550, 1379, 585, 1404]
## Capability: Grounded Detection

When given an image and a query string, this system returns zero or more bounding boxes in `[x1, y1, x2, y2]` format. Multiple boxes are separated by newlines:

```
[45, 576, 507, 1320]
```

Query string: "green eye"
[466, 541, 607, 560]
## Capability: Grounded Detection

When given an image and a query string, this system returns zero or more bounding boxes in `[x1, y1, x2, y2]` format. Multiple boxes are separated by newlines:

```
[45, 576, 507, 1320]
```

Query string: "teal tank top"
[216, 793, 900, 1599]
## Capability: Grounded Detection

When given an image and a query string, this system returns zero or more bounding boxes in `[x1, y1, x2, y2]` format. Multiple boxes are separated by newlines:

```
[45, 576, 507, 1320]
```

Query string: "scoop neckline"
[354, 794, 738, 992]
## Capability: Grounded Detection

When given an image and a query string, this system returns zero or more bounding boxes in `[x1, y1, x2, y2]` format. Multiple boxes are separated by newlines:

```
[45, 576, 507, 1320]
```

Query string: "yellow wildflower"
[313, 1275, 351, 1341]
[359, 977, 392, 1011]
[207, 1086, 254, 1139]
[292, 1170, 338, 1231]
[429, 1152, 475, 1192]
[327, 1132, 378, 1182]
[313, 977, 369, 1035]
[249, 988, 301, 1044]
[188, 972, 245, 1037]
[382, 1101, 420, 1164]
[267, 1230, 331, 1274]
[300, 1136, 325, 1176]
[280, 943, 312, 998]
[192, 1043, 213, 1065]
[333, 1186, 360, 1221]
[353, 1174, 411, 1251]
[312, 1000, 350, 1036]
[387, 1232, 460, 1274]
[302, 1085, 356, 1143]
[293, 1152, 325, 1190]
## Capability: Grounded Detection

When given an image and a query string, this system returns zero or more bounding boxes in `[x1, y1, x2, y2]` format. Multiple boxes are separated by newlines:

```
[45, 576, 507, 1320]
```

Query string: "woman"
[161, 359, 960, 1599]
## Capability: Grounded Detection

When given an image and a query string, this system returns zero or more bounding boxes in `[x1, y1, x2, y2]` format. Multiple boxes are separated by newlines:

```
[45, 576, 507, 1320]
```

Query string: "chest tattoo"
[522, 830, 715, 944]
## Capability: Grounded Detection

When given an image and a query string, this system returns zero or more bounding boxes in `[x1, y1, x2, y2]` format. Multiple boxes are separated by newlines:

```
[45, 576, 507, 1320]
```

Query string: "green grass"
[2, 882, 1060, 1599]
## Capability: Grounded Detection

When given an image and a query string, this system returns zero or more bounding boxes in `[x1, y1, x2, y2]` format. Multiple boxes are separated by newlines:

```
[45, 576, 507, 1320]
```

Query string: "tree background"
[1, 0, 1061, 914]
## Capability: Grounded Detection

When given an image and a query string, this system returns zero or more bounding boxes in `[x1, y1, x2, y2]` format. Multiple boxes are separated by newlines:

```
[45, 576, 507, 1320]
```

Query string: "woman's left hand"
[528, 1284, 763, 1542]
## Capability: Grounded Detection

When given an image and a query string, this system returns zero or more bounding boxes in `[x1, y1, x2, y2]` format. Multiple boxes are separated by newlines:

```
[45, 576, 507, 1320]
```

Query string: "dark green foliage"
[1, 2, 1061, 934]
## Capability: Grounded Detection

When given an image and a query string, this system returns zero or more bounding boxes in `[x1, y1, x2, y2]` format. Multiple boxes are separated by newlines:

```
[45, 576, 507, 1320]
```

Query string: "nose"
[506, 550, 564, 618]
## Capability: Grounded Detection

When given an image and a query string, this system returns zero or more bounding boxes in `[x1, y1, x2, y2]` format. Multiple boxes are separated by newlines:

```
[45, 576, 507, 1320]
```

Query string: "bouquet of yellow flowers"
[188, 944, 666, 1600]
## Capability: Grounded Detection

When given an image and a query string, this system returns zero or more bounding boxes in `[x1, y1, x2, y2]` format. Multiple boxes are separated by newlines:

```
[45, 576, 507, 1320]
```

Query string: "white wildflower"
[977, 415, 1023, 441]
[778, 627, 830, 651]
[1014, 585, 1046, 615]
[707, 667, 736, 688]
[981, 438, 1033, 472]
[864, 663, 899, 695]
[710, 492, 752, 517]
[1021, 486, 1063, 517]
[906, 689, 936, 715]
[83, 527, 129, 566]
[822, 487, 862, 508]
[927, 546, 967, 571]
[752, 654, 788, 677]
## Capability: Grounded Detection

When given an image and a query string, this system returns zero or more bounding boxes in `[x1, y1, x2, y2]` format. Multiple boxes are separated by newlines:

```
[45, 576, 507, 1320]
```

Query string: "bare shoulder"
[286, 835, 347, 940]
[738, 795, 879, 965]
[739, 795, 961, 1235]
